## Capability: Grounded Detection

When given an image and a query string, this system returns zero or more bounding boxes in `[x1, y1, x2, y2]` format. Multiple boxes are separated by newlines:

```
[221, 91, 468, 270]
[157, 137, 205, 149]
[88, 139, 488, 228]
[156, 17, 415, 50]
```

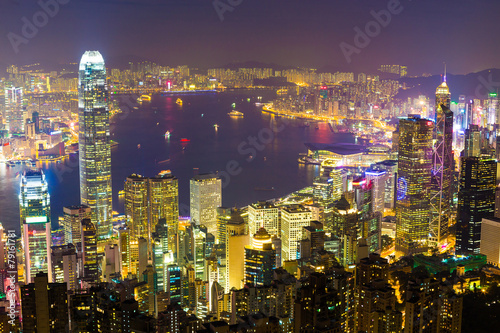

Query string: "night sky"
[0, 0, 499, 75]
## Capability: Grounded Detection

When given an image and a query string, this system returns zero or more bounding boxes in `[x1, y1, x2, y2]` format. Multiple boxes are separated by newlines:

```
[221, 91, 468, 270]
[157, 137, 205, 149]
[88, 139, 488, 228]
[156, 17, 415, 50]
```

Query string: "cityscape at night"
[2, 0, 500, 332]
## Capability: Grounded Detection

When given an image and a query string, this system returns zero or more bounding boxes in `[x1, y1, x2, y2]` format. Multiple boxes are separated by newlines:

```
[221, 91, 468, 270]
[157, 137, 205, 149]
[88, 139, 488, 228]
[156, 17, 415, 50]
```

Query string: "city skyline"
[2, 0, 500, 330]
[0, 0, 500, 75]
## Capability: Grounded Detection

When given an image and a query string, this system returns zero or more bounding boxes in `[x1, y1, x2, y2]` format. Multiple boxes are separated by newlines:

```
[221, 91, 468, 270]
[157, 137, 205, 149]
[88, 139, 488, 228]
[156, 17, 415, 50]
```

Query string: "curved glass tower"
[78, 51, 112, 241]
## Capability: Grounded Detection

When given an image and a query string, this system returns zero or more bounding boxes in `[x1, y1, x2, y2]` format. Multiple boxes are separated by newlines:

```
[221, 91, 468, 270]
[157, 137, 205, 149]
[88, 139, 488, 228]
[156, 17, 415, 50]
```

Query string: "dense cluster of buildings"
[1, 52, 500, 332]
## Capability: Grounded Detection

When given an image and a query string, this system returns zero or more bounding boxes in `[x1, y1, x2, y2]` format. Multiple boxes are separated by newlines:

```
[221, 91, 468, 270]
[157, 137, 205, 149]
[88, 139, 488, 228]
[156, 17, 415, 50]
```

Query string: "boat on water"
[118, 190, 125, 196]
[214, 124, 219, 130]
[137, 95, 151, 103]
[176, 98, 183, 106]
[180, 138, 190, 142]
[228, 110, 244, 117]
[137, 144, 141, 149]
[254, 187, 275, 191]
[165, 131, 171, 139]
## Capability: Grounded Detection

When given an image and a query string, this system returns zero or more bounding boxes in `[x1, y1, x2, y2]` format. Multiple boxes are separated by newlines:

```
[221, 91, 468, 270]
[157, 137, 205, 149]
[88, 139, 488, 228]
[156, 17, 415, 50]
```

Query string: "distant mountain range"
[397, 69, 500, 101]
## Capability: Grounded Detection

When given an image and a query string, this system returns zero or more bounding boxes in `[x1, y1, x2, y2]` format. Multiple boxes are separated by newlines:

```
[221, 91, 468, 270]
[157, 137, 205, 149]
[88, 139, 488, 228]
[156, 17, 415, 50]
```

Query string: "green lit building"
[20, 169, 52, 283]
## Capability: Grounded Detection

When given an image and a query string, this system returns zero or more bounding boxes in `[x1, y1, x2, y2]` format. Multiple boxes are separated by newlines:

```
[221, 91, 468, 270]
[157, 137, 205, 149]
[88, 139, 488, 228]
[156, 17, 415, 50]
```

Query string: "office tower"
[395, 116, 433, 256]
[32, 111, 39, 133]
[456, 157, 496, 255]
[51, 244, 78, 291]
[81, 218, 98, 282]
[167, 265, 183, 304]
[372, 160, 398, 209]
[137, 237, 148, 279]
[78, 50, 112, 241]
[353, 178, 381, 253]
[4, 86, 24, 135]
[464, 125, 481, 157]
[244, 228, 276, 287]
[102, 244, 121, 282]
[152, 221, 169, 292]
[248, 201, 280, 237]
[299, 221, 326, 258]
[225, 223, 249, 293]
[20, 272, 68, 332]
[149, 170, 179, 256]
[430, 102, 454, 247]
[330, 168, 343, 201]
[365, 169, 388, 215]
[192, 224, 207, 280]
[125, 174, 149, 240]
[435, 76, 451, 111]
[480, 217, 500, 267]
[19, 169, 52, 284]
[142, 265, 157, 316]
[216, 207, 233, 245]
[281, 205, 312, 261]
[63, 205, 91, 245]
[190, 174, 222, 235]
[119, 227, 132, 278]
[488, 92, 499, 126]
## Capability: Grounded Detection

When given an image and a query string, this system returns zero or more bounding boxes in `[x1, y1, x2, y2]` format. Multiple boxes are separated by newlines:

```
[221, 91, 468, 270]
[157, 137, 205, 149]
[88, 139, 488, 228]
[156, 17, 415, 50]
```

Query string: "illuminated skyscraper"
[247, 201, 279, 238]
[78, 50, 112, 241]
[63, 205, 91, 245]
[124, 174, 149, 240]
[281, 205, 312, 261]
[190, 174, 221, 235]
[456, 156, 496, 255]
[81, 218, 98, 283]
[19, 169, 52, 283]
[395, 116, 433, 255]
[51, 244, 78, 291]
[4, 86, 24, 135]
[244, 228, 276, 287]
[149, 170, 179, 256]
[125, 171, 179, 256]
[119, 227, 132, 278]
[429, 77, 454, 247]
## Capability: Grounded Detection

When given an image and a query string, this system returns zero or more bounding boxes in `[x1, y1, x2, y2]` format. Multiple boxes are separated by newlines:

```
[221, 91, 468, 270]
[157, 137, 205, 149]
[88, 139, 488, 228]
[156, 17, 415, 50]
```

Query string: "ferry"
[228, 110, 244, 117]
[176, 98, 183, 106]
[137, 95, 151, 103]
[118, 190, 125, 197]
[254, 187, 275, 191]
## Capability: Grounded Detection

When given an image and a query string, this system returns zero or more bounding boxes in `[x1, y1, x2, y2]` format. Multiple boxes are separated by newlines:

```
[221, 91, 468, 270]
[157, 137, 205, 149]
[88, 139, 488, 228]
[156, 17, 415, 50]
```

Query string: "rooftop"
[305, 142, 366, 155]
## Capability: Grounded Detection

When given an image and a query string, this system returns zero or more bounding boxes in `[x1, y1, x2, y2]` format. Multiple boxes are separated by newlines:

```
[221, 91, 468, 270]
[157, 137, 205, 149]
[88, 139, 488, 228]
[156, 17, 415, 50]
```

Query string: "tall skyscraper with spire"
[78, 51, 112, 241]
[429, 71, 454, 247]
